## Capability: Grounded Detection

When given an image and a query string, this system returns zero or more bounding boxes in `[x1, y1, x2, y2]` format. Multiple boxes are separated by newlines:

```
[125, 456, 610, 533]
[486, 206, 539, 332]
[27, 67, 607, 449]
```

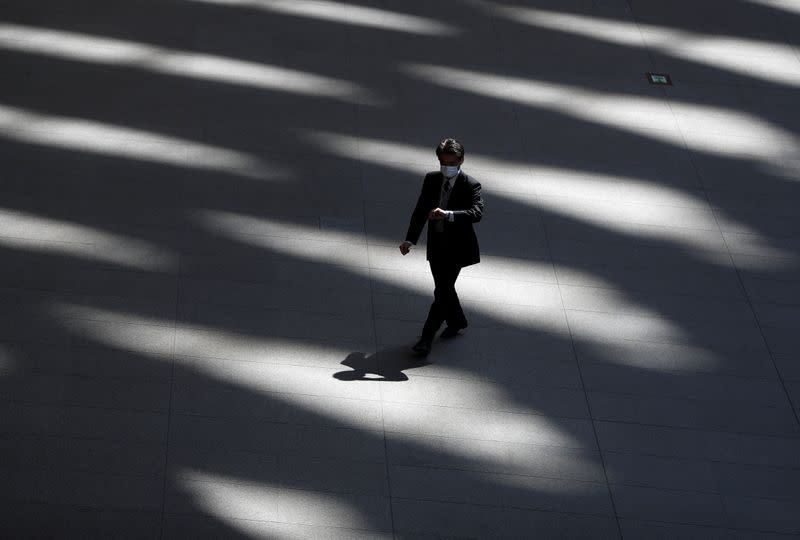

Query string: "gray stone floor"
[1, 0, 799, 538]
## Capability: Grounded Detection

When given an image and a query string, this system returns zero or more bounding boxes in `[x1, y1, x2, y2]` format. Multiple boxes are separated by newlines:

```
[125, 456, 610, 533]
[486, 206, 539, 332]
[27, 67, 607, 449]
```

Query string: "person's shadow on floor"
[333, 347, 430, 382]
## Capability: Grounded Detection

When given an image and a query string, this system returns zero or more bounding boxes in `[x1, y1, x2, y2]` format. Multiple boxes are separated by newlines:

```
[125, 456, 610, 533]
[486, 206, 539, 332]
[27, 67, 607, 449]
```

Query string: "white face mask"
[441, 165, 460, 178]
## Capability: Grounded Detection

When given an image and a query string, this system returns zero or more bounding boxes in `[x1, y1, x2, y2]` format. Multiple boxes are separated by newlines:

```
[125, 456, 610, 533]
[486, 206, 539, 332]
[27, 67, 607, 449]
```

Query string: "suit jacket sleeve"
[405, 173, 433, 244]
[451, 178, 483, 223]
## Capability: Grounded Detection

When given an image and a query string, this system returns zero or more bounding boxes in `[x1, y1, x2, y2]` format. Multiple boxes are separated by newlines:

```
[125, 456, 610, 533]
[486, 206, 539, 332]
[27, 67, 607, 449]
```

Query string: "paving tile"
[166, 474, 280, 521]
[382, 401, 598, 449]
[0, 286, 177, 323]
[499, 25, 651, 79]
[775, 355, 800, 381]
[554, 258, 744, 299]
[567, 309, 767, 350]
[716, 209, 800, 240]
[390, 464, 612, 515]
[163, 514, 391, 540]
[581, 363, 787, 407]
[741, 276, 800, 306]
[178, 276, 372, 316]
[0, 466, 162, 510]
[169, 414, 386, 462]
[547, 238, 722, 269]
[0, 435, 165, 476]
[468, 302, 569, 334]
[608, 449, 800, 502]
[368, 267, 434, 297]
[534, 169, 708, 208]
[179, 251, 361, 281]
[0, 402, 168, 443]
[392, 499, 619, 539]
[176, 306, 374, 345]
[595, 421, 800, 467]
[374, 318, 436, 349]
[176, 357, 382, 401]
[371, 291, 429, 323]
[752, 302, 800, 330]
[723, 495, 800, 535]
[786, 381, 800, 418]
[588, 391, 798, 434]
[276, 489, 392, 531]
[376, 334, 581, 389]
[0, 372, 171, 411]
[723, 231, 800, 260]
[560, 285, 757, 324]
[0, 255, 178, 300]
[172, 331, 371, 369]
[479, 350, 583, 389]
[574, 340, 776, 378]
[539, 194, 720, 231]
[545, 216, 730, 256]
[605, 452, 717, 492]
[473, 221, 550, 261]
[761, 325, 800, 356]
[459, 254, 557, 284]
[428, 276, 564, 309]
[357, 101, 524, 161]
[612, 484, 727, 526]
[474, 325, 573, 360]
[168, 446, 279, 485]
[690, 155, 798, 197]
[712, 462, 800, 501]
[733, 255, 800, 281]
[0, 341, 172, 380]
[707, 188, 800, 220]
[172, 376, 384, 431]
[652, 39, 799, 86]
[386, 433, 606, 482]
[379, 375, 589, 418]
[0, 503, 161, 540]
[619, 518, 791, 539]
[277, 455, 389, 497]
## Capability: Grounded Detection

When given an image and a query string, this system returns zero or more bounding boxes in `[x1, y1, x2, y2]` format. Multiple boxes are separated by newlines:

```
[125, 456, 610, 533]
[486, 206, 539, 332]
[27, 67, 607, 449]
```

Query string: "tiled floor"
[1, 0, 799, 538]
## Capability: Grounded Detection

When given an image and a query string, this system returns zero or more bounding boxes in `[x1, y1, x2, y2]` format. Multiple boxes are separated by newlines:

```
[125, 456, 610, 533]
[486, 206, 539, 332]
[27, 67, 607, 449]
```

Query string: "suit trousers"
[421, 259, 468, 340]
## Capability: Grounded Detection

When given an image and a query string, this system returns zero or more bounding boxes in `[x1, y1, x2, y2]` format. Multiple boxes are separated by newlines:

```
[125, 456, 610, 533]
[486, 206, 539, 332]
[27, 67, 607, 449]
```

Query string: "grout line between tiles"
[157, 253, 181, 540]
[366, 209, 398, 538]
[540, 206, 625, 539]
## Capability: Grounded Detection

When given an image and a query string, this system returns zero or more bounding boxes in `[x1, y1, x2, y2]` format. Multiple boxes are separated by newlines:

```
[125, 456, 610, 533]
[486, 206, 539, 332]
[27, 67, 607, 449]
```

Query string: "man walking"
[399, 138, 484, 357]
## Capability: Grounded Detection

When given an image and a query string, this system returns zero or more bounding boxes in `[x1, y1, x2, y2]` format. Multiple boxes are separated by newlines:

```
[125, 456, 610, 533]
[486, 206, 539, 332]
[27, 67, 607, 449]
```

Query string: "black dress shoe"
[411, 338, 432, 356]
[440, 324, 467, 339]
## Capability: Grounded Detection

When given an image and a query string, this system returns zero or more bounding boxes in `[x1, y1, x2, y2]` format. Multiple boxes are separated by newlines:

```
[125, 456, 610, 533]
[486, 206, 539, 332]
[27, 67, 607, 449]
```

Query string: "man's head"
[435, 138, 465, 166]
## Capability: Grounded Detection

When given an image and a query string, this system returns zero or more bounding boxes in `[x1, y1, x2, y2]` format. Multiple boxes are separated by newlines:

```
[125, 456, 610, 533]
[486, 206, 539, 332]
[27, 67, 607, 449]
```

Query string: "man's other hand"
[399, 241, 412, 255]
[428, 208, 447, 220]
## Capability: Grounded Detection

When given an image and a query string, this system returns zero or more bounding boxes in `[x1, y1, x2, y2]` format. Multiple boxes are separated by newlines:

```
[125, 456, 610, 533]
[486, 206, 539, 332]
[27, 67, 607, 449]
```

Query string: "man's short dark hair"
[435, 138, 465, 159]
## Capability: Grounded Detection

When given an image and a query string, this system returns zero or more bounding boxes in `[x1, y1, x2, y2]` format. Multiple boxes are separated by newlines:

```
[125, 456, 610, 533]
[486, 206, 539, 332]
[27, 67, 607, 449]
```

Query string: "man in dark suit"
[399, 138, 484, 357]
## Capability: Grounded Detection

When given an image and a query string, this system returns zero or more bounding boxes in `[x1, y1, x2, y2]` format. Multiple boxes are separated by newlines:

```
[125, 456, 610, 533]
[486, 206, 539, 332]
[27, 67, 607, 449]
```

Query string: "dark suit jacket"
[405, 171, 484, 267]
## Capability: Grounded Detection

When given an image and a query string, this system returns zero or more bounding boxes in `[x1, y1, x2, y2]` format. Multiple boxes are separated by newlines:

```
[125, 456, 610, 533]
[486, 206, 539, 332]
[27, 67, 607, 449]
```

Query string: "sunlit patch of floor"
[476, 1, 800, 87]
[184, 0, 459, 36]
[402, 63, 800, 164]
[177, 469, 393, 535]
[50, 303, 605, 487]
[0, 23, 378, 105]
[0, 104, 281, 179]
[0, 207, 179, 271]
